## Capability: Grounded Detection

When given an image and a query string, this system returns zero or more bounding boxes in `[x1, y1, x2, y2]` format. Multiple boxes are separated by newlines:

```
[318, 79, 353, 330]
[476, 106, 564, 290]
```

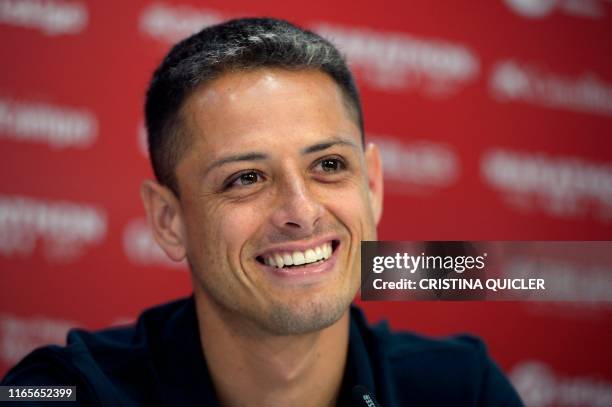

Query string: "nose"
[270, 174, 324, 236]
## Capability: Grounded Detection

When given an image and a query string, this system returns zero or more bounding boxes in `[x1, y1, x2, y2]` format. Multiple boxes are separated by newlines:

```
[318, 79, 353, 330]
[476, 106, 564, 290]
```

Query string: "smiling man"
[161, 67, 378, 338]
[2, 18, 522, 406]
[145, 65, 381, 406]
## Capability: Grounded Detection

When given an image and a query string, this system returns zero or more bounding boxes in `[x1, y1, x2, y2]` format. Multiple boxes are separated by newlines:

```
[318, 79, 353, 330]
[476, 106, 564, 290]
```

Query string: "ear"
[140, 180, 187, 262]
[364, 142, 384, 225]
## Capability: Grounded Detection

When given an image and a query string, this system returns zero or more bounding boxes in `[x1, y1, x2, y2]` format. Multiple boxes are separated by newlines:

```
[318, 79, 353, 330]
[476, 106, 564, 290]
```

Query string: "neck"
[193, 292, 350, 407]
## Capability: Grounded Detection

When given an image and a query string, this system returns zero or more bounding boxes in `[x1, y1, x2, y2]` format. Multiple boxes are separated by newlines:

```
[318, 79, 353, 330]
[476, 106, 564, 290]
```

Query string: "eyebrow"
[301, 138, 360, 154]
[204, 152, 268, 175]
[204, 137, 359, 175]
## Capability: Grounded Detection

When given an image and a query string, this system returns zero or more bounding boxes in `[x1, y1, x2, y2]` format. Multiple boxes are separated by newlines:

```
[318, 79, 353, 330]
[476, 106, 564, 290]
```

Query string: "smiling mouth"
[256, 240, 340, 269]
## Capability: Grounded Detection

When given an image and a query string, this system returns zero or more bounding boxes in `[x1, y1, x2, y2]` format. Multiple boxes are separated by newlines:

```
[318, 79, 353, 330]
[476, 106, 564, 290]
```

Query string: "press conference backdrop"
[1, 0, 611, 405]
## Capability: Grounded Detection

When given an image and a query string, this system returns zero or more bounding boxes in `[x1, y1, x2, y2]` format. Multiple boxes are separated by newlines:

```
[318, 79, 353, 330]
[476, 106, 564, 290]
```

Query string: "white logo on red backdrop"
[123, 218, 185, 269]
[0, 0, 87, 35]
[490, 60, 612, 116]
[372, 135, 460, 194]
[0, 313, 75, 365]
[510, 361, 612, 406]
[139, 2, 224, 43]
[313, 23, 480, 96]
[0, 98, 97, 149]
[504, 0, 607, 19]
[0, 194, 106, 261]
[481, 149, 612, 222]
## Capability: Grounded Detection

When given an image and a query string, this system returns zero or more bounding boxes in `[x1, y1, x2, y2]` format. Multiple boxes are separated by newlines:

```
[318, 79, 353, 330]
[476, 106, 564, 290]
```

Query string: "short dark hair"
[145, 17, 363, 195]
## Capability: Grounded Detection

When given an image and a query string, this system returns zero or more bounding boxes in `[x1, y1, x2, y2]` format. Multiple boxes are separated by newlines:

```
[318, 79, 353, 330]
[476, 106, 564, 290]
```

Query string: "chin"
[261, 293, 352, 336]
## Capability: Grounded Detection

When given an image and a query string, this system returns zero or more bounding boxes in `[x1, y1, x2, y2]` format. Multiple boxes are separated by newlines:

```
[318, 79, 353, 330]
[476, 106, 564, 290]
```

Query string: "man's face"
[173, 68, 382, 335]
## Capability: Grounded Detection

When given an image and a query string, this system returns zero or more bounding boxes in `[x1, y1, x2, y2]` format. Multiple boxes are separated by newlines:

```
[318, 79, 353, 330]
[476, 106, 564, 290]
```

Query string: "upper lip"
[254, 235, 340, 259]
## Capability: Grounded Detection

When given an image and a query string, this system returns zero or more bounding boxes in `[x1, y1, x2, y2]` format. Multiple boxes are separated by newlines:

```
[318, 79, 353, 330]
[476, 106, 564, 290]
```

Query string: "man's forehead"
[179, 68, 362, 153]
[193, 67, 338, 97]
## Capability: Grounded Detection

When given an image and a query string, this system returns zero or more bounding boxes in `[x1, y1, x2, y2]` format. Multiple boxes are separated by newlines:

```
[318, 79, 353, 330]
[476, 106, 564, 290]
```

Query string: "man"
[2, 18, 523, 406]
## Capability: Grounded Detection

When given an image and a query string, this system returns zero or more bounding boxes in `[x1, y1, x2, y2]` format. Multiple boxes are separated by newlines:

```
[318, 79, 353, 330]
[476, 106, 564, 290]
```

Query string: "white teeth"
[262, 242, 335, 268]
[282, 253, 293, 266]
[292, 251, 306, 266]
[274, 254, 284, 268]
[324, 244, 332, 259]
[315, 246, 322, 258]
[304, 249, 317, 263]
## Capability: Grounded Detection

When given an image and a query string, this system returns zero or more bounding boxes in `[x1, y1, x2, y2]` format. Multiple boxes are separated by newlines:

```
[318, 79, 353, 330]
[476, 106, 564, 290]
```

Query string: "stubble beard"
[263, 290, 353, 335]
[190, 257, 357, 337]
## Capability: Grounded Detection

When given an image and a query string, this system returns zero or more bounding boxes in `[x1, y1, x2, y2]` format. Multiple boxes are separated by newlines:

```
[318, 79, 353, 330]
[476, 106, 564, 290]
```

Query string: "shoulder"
[376, 323, 493, 378]
[351, 307, 524, 406]
[1, 298, 193, 406]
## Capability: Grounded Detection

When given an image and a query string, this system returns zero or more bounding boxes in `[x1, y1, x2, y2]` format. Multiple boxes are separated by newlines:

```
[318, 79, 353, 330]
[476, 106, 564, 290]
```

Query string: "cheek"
[323, 182, 375, 236]
[185, 198, 266, 260]
[219, 205, 263, 251]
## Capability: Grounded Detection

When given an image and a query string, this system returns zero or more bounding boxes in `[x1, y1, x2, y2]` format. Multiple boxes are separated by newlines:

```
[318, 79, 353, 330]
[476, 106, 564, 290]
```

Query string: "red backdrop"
[1, 1, 611, 405]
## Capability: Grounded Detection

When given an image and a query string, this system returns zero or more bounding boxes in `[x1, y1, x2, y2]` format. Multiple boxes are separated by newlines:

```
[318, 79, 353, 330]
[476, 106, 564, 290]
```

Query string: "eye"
[225, 171, 263, 189]
[316, 157, 346, 173]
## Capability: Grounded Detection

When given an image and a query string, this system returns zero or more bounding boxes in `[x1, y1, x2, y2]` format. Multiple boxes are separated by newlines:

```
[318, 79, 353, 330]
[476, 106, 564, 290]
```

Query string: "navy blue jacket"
[2, 297, 523, 406]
